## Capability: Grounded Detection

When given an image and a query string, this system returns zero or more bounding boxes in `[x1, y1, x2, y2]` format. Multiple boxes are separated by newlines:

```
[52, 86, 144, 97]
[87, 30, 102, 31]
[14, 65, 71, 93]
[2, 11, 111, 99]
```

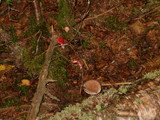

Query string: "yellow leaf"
[0, 65, 6, 71]
[21, 79, 31, 86]
[0, 64, 14, 71]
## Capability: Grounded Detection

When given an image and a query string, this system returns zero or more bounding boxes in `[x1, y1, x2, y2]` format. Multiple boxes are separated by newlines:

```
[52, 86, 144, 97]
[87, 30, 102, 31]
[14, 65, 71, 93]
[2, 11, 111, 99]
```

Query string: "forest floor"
[0, 0, 160, 119]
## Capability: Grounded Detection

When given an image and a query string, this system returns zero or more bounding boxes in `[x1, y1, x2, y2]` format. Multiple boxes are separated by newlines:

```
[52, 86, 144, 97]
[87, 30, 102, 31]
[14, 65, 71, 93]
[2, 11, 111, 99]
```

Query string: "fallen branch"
[27, 26, 58, 120]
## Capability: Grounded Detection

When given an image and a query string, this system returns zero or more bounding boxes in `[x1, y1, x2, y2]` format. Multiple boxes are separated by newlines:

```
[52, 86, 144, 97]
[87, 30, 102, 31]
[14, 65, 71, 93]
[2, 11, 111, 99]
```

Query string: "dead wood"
[27, 26, 58, 120]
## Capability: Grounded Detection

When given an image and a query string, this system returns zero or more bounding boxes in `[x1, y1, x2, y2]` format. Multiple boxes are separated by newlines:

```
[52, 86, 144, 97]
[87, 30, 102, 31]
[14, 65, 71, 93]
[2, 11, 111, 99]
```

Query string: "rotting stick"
[27, 26, 57, 120]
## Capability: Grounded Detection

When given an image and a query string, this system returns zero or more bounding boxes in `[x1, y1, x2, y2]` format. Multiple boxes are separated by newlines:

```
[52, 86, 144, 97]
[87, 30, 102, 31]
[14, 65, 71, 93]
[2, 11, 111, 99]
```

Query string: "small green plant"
[99, 41, 106, 48]
[21, 114, 27, 120]
[145, 0, 160, 7]
[118, 85, 130, 94]
[5, 0, 13, 6]
[22, 49, 45, 76]
[132, 8, 142, 16]
[49, 51, 68, 86]
[22, 16, 49, 76]
[4, 97, 21, 107]
[104, 16, 126, 31]
[56, 0, 76, 40]
[135, 98, 141, 104]
[57, 0, 74, 29]
[129, 58, 136, 69]
[82, 40, 90, 49]
[10, 26, 18, 43]
[18, 85, 29, 96]
[119, 5, 125, 11]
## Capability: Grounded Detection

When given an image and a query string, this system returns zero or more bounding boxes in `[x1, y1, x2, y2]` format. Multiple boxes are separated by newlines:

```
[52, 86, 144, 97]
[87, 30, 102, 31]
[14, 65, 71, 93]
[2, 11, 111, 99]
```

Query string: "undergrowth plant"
[5, 0, 13, 6]
[56, 0, 76, 40]
[104, 15, 126, 32]
[10, 26, 18, 43]
[21, 9, 70, 87]
[22, 16, 49, 76]
[49, 50, 69, 86]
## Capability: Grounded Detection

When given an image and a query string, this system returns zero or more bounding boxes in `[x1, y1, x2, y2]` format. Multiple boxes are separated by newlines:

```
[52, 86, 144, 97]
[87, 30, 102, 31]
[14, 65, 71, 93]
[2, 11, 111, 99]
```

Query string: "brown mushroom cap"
[83, 80, 101, 95]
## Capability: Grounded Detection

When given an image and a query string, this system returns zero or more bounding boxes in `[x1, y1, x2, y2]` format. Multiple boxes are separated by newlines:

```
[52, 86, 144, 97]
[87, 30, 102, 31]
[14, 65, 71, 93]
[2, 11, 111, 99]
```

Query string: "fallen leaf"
[129, 20, 146, 35]
[0, 64, 14, 71]
[21, 79, 31, 86]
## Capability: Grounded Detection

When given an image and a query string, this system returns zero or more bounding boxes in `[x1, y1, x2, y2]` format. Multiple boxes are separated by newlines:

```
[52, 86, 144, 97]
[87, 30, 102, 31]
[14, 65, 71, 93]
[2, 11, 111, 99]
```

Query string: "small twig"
[13, 111, 29, 119]
[102, 82, 132, 86]
[84, 5, 119, 21]
[46, 78, 57, 83]
[134, 5, 160, 20]
[82, 59, 89, 70]
[114, 109, 137, 117]
[42, 102, 59, 107]
[79, 69, 84, 95]
[20, 30, 40, 41]
[35, 31, 42, 55]
[33, 0, 40, 24]
[72, 0, 91, 26]
[45, 89, 60, 101]
[10, 8, 19, 12]
[37, 113, 57, 120]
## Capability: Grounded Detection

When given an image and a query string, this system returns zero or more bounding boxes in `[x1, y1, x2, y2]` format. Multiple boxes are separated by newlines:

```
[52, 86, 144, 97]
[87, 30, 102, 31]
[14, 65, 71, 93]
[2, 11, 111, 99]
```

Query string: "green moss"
[57, 0, 74, 29]
[132, 8, 143, 16]
[99, 41, 106, 48]
[145, 0, 160, 7]
[49, 88, 118, 120]
[82, 40, 90, 49]
[135, 98, 141, 104]
[21, 114, 27, 120]
[5, 0, 13, 6]
[10, 26, 18, 43]
[55, 0, 76, 40]
[0, 42, 10, 53]
[21, 15, 50, 76]
[49, 51, 68, 86]
[22, 49, 45, 76]
[119, 5, 125, 11]
[104, 16, 127, 31]
[4, 97, 21, 107]
[129, 58, 136, 69]
[18, 85, 29, 96]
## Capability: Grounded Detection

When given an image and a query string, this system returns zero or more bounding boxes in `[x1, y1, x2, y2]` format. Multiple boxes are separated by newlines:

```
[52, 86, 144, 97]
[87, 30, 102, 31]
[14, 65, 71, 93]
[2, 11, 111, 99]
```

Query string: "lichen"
[49, 88, 118, 120]
[143, 69, 160, 79]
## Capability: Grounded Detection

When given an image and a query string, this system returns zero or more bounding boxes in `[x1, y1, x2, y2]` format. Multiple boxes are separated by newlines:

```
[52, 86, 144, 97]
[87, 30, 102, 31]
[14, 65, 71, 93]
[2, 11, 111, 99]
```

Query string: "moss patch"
[104, 16, 127, 31]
